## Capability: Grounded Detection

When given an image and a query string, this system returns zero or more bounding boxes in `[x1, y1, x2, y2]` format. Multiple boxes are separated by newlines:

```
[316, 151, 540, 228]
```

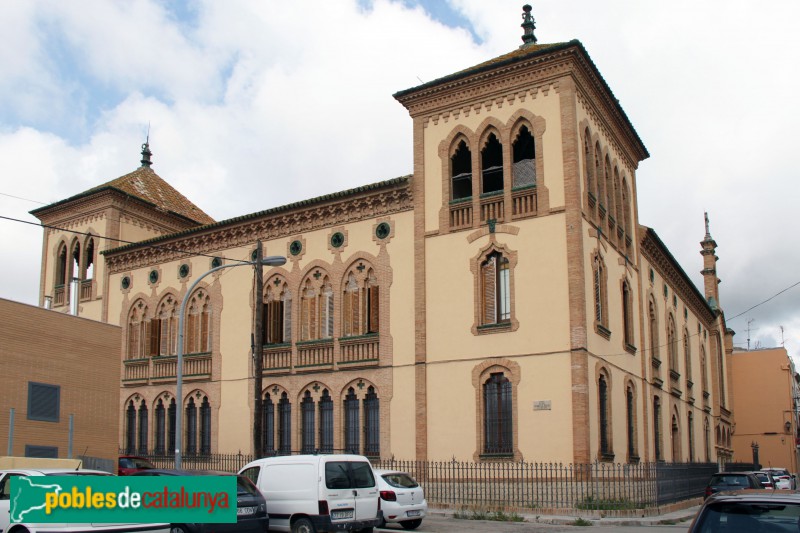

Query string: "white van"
[239, 454, 381, 533]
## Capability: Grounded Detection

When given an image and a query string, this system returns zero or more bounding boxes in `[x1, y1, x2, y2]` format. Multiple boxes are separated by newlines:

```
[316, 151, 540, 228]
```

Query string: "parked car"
[239, 454, 382, 533]
[753, 470, 777, 489]
[118, 455, 156, 476]
[131, 468, 268, 533]
[762, 467, 796, 489]
[0, 467, 170, 532]
[704, 471, 763, 499]
[373, 469, 427, 530]
[687, 489, 800, 532]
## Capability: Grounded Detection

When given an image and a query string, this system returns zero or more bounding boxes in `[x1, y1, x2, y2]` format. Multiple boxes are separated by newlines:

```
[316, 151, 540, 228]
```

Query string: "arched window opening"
[704, 418, 711, 461]
[167, 399, 176, 454]
[200, 396, 211, 454]
[483, 372, 512, 455]
[667, 316, 679, 377]
[344, 388, 360, 454]
[278, 392, 291, 455]
[125, 400, 136, 455]
[301, 390, 315, 454]
[512, 125, 536, 189]
[154, 399, 166, 455]
[671, 414, 680, 462]
[264, 280, 291, 344]
[84, 238, 95, 280]
[300, 275, 333, 341]
[688, 412, 695, 462]
[593, 255, 608, 331]
[649, 299, 660, 366]
[715, 333, 726, 407]
[653, 396, 662, 461]
[481, 252, 510, 325]
[56, 243, 68, 287]
[137, 400, 148, 454]
[127, 303, 147, 359]
[185, 397, 197, 455]
[584, 130, 595, 206]
[364, 386, 380, 458]
[451, 140, 472, 200]
[700, 346, 709, 394]
[343, 266, 379, 338]
[156, 295, 178, 356]
[626, 385, 637, 460]
[613, 168, 623, 241]
[599, 374, 612, 458]
[603, 156, 613, 221]
[70, 241, 81, 282]
[684, 330, 693, 386]
[262, 393, 275, 456]
[481, 133, 503, 194]
[622, 280, 634, 348]
[594, 143, 605, 216]
[319, 390, 333, 454]
[186, 291, 211, 354]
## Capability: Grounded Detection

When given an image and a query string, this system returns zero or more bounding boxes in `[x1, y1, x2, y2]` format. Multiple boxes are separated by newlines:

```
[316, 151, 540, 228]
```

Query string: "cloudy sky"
[1, 0, 798, 359]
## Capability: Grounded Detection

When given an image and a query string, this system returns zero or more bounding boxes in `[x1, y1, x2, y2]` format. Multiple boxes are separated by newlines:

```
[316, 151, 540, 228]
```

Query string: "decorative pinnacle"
[140, 138, 153, 168]
[521, 4, 537, 47]
[704, 212, 711, 239]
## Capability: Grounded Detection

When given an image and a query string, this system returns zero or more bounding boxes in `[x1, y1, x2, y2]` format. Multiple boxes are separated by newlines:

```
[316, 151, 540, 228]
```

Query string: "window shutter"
[368, 285, 379, 333]
[200, 308, 210, 352]
[283, 297, 292, 342]
[148, 320, 160, 357]
[187, 314, 197, 354]
[159, 318, 169, 356]
[301, 297, 310, 341]
[482, 257, 497, 324]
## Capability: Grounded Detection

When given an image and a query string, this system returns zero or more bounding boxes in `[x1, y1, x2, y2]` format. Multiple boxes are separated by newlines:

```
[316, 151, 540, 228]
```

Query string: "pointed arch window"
[137, 400, 148, 454]
[262, 393, 275, 456]
[483, 372, 512, 455]
[56, 242, 68, 288]
[626, 384, 638, 461]
[451, 139, 472, 200]
[598, 374, 612, 460]
[688, 412, 695, 462]
[715, 333, 726, 407]
[649, 298, 660, 368]
[622, 177, 633, 250]
[301, 391, 315, 454]
[70, 240, 81, 284]
[264, 279, 291, 344]
[512, 125, 536, 189]
[278, 392, 291, 455]
[319, 390, 333, 454]
[125, 400, 136, 454]
[613, 167, 623, 241]
[700, 346, 709, 396]
[167, 398, 176, 455]
[185, 397, 197, 455]
[667, 315, 679, 379]
[593, 254, 609, 336]
[186, 291, 211, 354]
[671, 414, 681, 461]
[154, 399, 165, 455]
[344, 388, 360, 454]
[364, 387, 380, 458]
[481, 132, 503, 194]
[595, 143, 605, 216]
[156, 295, 178, 356]
[704, 417, 711, 461]
[684, 330, 693, 387]
[604, 157, 614, 229]
[343, 265, 379, 338]
[481, 252, 510, 325]
[126, 303, 147, 359]
[653, 396, 663, 461]
[300, 275, 333, 341]
[83, 237, 95, 280]
[200, 396, 211, 454]
[622, 280, 635, 351]
[584, 131, 596, 207]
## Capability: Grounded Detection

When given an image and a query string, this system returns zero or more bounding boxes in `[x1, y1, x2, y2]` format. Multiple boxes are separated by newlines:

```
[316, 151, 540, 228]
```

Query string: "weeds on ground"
[453, 508, 525, 522]
[575, 496, 637, 511]
[571, 517, 593, 526]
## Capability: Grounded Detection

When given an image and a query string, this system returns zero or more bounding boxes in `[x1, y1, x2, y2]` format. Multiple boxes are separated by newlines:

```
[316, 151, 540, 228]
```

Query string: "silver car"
[373, 469, 427, 530]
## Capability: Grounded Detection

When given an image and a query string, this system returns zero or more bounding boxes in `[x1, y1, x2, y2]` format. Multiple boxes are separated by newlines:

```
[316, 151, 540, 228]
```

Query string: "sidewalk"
[430, 503, 702, 527]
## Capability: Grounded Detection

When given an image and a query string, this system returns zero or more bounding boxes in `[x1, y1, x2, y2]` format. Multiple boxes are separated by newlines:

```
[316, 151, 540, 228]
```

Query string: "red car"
[118, 455, 155, 475]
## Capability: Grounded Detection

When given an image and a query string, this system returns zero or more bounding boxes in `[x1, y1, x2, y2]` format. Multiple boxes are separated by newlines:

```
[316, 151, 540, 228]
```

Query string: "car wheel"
[170, 526, 189, 533]
[400, 519, 422, 530]
[292, 517, 316, 533]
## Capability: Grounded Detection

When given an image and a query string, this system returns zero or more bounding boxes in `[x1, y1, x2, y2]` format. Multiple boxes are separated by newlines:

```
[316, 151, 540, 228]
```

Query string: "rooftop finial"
[140, 135, 153, 168]
[521, 4, 537, 47]
[704, 211, 711, 239]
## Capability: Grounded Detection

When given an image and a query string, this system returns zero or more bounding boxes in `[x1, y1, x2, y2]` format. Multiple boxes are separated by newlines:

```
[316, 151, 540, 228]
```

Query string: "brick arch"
[475, 117, 506, 147]
[471, 358, 522, 461]
[594, 364, 614, 461]
[470, 240, 519, 335]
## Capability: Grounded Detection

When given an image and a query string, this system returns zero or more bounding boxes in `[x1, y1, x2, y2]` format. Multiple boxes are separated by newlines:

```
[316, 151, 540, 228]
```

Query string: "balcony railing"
[124, 353, 211, 385]
[339, 334, 379, 366]
[54, 285, 66, 306]
[123, 358, 149, 383]
[80, 279, 93, 301]
[512, 186, 537, 219]
[262, 344, 292, 373]
[449, 199, 472, 230]
[480, 193, 504, 223]
[296, 339, 334, 370]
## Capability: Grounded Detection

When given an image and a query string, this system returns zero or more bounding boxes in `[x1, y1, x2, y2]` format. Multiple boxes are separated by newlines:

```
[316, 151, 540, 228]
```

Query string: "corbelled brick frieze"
[105, 183, 413, 273]
[639, 227, 717, 324]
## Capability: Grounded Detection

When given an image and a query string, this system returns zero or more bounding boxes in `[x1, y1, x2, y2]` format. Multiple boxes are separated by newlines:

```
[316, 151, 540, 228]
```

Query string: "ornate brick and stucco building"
[31, 8, 735, 465]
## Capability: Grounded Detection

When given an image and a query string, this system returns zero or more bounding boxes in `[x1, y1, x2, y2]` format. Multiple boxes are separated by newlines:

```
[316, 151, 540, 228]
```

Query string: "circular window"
[376, 222, 391, 240]
[331, 232, 344, 248]
[211, 257, 223, 268]
[251, 249, 258, 262]
[121, 276, 131, 290]
[179, 264, 190, 278]
[290, 240, 302, 256]
[149, 270, 159, 284]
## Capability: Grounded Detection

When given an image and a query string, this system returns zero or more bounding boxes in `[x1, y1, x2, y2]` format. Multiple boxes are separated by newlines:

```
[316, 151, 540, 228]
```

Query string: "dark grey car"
[704, 471, 763, 499]
[133, 468, 269, 533]
[688, 490, 800, 532]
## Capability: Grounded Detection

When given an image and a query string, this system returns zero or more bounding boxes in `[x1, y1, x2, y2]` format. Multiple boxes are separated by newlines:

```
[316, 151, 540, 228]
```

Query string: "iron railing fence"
[122, 451, 715, 515]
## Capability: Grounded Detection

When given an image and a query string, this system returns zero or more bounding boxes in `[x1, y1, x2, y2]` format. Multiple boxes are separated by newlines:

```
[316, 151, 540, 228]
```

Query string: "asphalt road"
[376, 515, 691, 532]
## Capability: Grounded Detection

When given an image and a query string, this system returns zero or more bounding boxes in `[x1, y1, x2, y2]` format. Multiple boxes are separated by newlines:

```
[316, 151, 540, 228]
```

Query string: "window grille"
[319, 391, 333, 454]
[364, 387, 380, 458]
[344, 388, 360, 454]
[483, 373, 512, 455]
[125, 401, 136, 454]
[185, 398, 197, 455]
[200, 397, 211, 454]
[599, 376, 609, 456]
[138, 401, 148, 454]
[278, 393, 291, 455]
[653, 397, 662, 461]
[626, 386, 636, 458]
[263, 394, 275, 455]
[154, 400, 165, 455]
[301, 391, 315, 454]
[167, 399, 176, 454]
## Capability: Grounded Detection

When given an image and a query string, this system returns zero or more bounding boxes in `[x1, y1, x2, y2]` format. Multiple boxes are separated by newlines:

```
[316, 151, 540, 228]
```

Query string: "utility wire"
[0, 192, 49, 205]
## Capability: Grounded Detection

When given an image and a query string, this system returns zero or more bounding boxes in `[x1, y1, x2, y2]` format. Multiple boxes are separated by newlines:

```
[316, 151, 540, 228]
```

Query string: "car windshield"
[325, 461, 375, 489]
[710, 475, 751, 487]
[695, 501, 800, 532]
[236, 476, 260, 496]
[382, 473, 419, 489]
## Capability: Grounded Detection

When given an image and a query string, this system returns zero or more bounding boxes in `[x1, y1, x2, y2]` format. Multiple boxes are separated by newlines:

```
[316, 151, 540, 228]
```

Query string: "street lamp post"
[174, 251, 286, 468]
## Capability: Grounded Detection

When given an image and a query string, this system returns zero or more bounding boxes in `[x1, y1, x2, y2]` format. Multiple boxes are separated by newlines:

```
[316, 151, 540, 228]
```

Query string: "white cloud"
[0, 0, 798, 362]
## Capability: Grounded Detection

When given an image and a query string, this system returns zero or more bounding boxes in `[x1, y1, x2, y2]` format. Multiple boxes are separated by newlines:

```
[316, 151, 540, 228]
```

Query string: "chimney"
[70, 277, 80, 316]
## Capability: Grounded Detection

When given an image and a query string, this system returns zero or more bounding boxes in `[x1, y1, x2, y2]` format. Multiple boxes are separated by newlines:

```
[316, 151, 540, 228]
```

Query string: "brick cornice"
[104, 183, 413, 273]
[639, 226, 715, 324]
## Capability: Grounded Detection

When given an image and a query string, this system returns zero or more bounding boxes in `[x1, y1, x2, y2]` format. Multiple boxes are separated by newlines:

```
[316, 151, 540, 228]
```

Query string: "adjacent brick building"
[28, 8, 734, 465]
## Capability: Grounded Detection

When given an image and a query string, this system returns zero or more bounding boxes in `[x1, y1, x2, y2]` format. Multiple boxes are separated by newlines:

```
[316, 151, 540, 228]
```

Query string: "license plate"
[237, 506, 256, 516]
[407, 510, 421, 517]
[331, 509, 354, 520]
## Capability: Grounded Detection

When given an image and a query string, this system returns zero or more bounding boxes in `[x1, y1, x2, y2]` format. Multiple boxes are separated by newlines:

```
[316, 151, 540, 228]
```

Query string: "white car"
[0, 468, 170, 533]
[373, 469, 427, 530]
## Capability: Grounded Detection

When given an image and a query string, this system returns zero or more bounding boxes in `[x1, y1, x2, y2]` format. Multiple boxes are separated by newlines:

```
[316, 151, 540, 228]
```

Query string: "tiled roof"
[32, 166, 215, 226]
